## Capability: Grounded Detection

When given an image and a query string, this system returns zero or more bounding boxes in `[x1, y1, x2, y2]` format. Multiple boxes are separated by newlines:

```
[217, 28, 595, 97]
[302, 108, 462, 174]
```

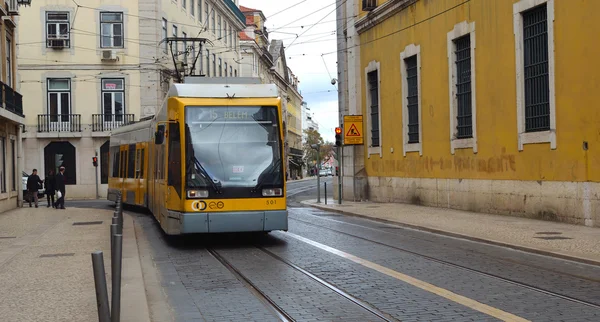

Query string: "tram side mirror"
[155, 124, 166, 145]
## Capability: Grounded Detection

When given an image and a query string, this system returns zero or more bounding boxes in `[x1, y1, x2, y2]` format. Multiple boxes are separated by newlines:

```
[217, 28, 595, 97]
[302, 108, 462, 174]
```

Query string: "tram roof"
[168, 77, 279, 99]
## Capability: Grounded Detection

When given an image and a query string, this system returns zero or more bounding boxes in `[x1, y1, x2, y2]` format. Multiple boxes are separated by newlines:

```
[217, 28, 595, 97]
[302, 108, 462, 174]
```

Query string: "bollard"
[110, 224, 117, 254]
[92, 251, 111, 322]
[111, 234, 123, 322]
[324, 182, 327, 205]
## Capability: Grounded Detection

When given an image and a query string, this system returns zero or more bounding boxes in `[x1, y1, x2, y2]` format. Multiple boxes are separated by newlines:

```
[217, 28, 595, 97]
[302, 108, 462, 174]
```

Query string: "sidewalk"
[0, 206, 150, 322]
[302, 199, 600, 266]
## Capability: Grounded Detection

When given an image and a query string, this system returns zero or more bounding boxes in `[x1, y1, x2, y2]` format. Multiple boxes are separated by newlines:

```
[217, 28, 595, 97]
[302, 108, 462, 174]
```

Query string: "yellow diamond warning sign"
[343, 115, 363, 145]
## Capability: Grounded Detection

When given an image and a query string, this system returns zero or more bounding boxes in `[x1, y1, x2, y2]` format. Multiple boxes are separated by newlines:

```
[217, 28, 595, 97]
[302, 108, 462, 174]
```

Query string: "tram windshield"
[184, 106, 284, 194]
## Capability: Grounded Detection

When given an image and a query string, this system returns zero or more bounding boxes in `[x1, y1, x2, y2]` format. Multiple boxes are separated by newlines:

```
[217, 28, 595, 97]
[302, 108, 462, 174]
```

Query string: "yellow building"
[338, 0, 600, 227]
[0, 1, 25, 212]
[17, 0, 245, 199]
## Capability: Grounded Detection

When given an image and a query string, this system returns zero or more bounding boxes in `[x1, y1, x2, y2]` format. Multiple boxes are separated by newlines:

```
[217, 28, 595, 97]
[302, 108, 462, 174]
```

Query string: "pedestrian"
[26, 169, 43, 208]
[44, 169, 56, 208]
[54, 166, 66, 209]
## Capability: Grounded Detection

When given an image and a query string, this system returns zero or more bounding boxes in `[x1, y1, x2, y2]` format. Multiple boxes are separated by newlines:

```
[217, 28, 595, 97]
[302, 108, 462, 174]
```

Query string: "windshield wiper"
[252, 160, 282, 193]
[192, 156, 222, 194]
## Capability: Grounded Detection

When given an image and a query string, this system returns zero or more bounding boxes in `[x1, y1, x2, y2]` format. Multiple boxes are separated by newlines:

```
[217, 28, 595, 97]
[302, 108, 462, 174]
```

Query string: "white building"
[18, 0, 245, 199]
[302, 101, 318, 132]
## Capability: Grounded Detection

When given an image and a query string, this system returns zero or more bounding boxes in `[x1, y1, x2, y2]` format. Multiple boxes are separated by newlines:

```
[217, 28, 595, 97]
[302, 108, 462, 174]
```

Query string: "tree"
[303, 128, 333, 168]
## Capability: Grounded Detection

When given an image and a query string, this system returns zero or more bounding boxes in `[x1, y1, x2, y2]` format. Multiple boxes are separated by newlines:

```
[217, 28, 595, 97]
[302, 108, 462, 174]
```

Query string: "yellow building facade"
[341, 0, 600, 226]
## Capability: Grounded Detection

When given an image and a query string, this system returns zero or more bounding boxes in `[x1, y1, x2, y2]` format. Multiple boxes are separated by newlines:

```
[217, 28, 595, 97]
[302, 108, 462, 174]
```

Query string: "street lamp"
[310, 144, 321, 203]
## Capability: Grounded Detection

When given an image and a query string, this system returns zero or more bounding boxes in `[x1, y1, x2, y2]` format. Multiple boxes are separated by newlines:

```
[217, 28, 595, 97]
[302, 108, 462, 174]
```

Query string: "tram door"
[135, 145, 146, 206]
[119, 145, 128, 199]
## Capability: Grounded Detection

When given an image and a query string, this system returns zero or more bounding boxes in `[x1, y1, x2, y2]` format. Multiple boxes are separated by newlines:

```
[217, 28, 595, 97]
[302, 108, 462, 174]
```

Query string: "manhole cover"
[535, 232, 562, 235]
[72, 221, 103, 226]
[40, 253, 75, 258]
[534, 236, 573, 240]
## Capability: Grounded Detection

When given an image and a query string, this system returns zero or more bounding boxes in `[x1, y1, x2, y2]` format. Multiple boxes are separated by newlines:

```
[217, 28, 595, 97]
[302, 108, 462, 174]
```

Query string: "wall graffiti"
[370, 148, 517, 175]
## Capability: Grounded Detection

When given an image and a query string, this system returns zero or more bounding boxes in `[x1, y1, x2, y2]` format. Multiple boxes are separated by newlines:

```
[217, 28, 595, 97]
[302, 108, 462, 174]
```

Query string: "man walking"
[45, 169, 56, 208]
[54, 166, 66, 209]
[26, 169, 43, 208]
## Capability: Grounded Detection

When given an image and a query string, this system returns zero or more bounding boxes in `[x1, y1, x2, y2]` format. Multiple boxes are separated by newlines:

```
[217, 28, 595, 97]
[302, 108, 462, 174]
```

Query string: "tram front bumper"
[164, 210, 288, 235]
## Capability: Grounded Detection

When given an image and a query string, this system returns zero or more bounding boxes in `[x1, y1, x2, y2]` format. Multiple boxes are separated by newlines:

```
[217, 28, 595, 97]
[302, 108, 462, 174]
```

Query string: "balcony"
[290, 147, 303, 157]
[37, 114, 81, 132]
[0, 81, 23, 117]
[223, 0, 246, 25]
[92, 114, 135, 132]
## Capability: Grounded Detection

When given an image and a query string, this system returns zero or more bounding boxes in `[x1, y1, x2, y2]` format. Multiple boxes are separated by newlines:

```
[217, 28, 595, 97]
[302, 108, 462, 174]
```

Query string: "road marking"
[286, 232, 530, 322]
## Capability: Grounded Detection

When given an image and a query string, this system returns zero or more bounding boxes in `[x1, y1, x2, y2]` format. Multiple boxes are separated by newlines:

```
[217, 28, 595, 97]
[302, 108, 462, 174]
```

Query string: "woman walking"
[45, 169, 56, 208]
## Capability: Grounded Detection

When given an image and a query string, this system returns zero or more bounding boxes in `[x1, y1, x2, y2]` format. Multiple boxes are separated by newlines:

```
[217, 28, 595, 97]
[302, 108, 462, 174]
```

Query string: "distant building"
[337, 0, 600, 227]
[302, 101, 318, 132]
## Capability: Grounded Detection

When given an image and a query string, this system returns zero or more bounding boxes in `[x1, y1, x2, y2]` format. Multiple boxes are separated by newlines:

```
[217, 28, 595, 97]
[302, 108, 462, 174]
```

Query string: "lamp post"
[311, 143, 321, 203]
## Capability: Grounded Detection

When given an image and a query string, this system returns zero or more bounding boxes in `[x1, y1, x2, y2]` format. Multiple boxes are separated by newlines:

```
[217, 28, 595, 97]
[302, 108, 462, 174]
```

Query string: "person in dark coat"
[45, 169, 56, 208]
[54, 166, 66, 209]
[26, 169, 43, 208]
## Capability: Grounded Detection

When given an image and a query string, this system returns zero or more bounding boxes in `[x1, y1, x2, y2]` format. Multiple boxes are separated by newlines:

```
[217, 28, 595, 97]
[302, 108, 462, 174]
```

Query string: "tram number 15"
[266, 200, 277, 206]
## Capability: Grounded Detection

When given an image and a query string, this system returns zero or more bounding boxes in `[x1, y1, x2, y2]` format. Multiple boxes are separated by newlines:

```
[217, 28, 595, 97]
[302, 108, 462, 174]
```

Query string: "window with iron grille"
[454, 35, 472, 139]
[367, 70, 380, 147]
[405, 55, 419, 143]
[46, 12, 70, 48]
[523, 4, 549, 132]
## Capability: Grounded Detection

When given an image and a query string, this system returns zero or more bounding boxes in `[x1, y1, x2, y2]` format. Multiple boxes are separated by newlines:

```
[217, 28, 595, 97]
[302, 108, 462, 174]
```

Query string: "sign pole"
[343, 115, 364, 202]
[316, 150, 320, 203]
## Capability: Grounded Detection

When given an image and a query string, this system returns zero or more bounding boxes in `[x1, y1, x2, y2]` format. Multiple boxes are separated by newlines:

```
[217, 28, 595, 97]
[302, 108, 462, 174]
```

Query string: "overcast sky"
[239, 0, 339, 142]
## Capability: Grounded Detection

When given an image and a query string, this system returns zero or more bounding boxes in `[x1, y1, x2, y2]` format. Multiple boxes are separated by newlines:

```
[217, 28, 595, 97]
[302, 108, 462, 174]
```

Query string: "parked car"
[326, 169, 333, 176]
[319, 169, 328, 177]
[22, 171, 45, 202]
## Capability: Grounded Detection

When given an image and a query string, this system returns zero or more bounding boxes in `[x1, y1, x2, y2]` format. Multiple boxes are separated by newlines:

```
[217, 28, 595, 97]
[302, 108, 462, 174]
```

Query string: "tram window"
[128, 144, 136, 178]
[167, 122, 182, 196]
[111, 148, 120, 178]
[120, 150, 127, 178]
[140, 148, 145, 179]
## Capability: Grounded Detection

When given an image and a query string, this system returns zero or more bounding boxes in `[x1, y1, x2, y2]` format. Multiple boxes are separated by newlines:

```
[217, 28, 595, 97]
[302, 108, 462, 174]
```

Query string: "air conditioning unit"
[48, 37, 69, 49]
[362, 0, 378, 11]
[101, 49, 118, 61]
[8, 0, 19, 15]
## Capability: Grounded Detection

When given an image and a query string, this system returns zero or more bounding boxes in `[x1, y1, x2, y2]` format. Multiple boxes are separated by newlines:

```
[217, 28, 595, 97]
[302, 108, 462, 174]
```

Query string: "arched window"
[44, 142, 77, 185]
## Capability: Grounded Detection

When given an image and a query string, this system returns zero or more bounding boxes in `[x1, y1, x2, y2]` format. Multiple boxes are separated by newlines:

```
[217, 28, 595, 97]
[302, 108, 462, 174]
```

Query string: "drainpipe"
[17, 124, 23, 207]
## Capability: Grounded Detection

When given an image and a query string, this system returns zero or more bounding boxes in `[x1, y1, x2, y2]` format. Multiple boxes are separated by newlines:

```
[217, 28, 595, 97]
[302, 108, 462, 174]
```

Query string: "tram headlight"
[262, 188, 283, 197]
[187, 189, 209, 198]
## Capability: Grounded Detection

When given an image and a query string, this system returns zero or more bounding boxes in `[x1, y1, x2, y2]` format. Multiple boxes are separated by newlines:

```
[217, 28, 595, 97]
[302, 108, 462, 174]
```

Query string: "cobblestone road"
[132, 179, 600, 321]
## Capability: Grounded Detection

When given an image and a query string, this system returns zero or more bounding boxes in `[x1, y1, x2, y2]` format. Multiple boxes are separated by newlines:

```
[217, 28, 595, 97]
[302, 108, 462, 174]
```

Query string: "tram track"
[290, 216, 600, 311]
[207, 248, 295, 322]
[208, 246, 396, 322]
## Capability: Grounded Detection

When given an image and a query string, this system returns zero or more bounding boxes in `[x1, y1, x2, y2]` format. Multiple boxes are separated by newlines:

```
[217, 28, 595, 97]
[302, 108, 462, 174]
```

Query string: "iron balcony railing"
[0, 81, 24, 117]
[37, 114, 82, 132]
[290, 147, 303, 157]
[92, 114, 135, 132]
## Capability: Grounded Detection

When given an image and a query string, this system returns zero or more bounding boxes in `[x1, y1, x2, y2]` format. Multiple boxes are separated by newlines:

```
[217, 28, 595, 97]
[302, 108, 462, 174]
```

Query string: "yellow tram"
[107, 78, 287, 234]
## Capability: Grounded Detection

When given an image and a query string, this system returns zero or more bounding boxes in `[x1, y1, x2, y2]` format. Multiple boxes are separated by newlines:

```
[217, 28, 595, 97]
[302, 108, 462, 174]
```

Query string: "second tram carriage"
[107, 78, 287, 235]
